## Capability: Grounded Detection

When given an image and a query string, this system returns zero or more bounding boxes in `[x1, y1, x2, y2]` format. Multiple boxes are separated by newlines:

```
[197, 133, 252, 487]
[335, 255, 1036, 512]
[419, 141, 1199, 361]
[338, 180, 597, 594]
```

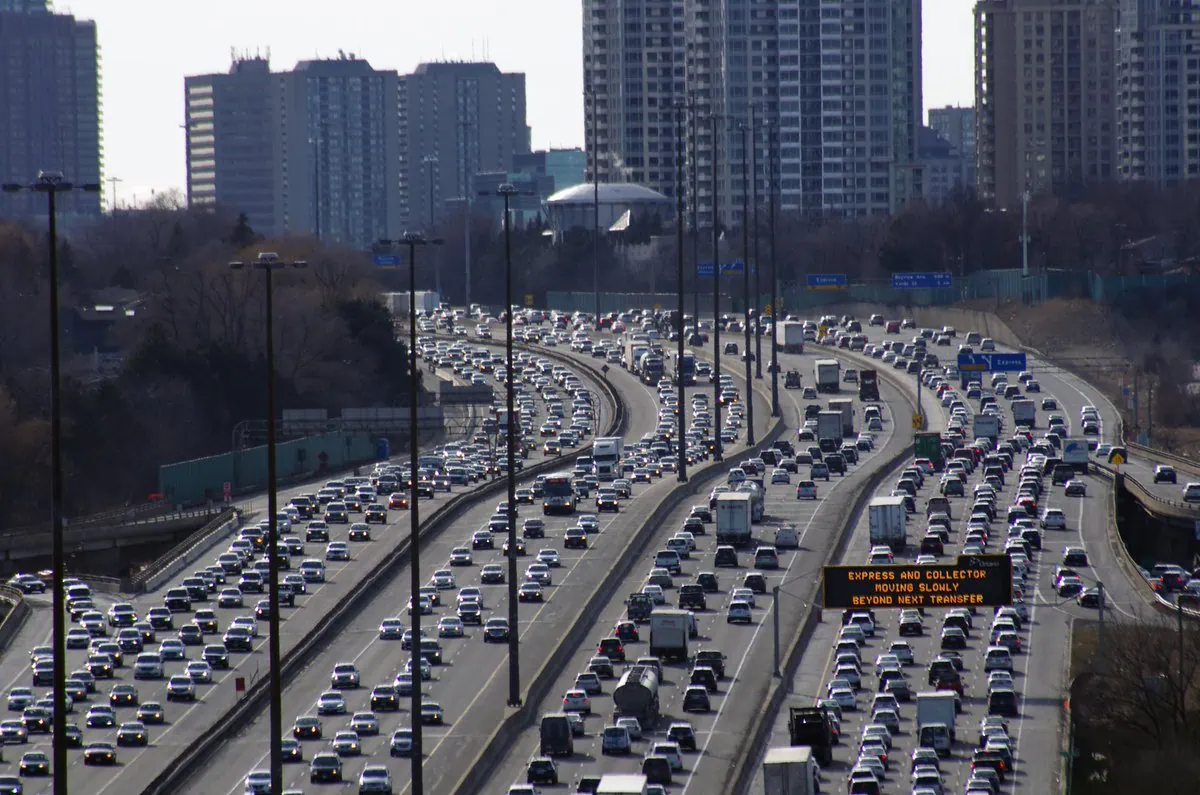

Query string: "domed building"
[543, 183, 672, 242]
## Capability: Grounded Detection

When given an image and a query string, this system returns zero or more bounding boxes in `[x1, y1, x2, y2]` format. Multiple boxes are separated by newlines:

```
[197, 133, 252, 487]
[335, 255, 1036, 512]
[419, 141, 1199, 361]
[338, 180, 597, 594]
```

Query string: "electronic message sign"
[823, 554, 1013, 609]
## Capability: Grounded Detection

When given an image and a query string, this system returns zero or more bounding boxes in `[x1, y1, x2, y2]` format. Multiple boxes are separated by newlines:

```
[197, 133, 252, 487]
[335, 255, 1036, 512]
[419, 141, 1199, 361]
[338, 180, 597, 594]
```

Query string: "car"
[1064, 479, 1087, 497]
[293, 715, 323, 739]
[317, 691, 346, 715]
[136, 702, 165, 724]
[1154, 465, 1178, 484]
[116, 721, 148, 747]
[389, 728, 414, 757]
[309, 751, 343, 783]
[359, 765, 393, 794]
[419, 702, 444, 724]
[562, 689, 591, 714]
[726, 601, 753, 623]
[332, 729, 362, 756]
[526, 757, 559, 785]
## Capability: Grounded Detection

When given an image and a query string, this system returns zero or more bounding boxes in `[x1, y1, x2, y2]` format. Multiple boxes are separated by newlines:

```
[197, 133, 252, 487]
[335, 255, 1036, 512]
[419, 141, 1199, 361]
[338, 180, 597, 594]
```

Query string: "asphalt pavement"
[173, 331, 765, 795]
[744, 318, 1144, 795]
[3, 355, 595, 795]
[479, 340, 911, 793]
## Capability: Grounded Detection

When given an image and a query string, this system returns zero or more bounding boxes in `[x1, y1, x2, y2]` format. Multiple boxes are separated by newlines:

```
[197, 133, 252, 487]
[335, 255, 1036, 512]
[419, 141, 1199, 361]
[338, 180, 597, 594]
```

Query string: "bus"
[542, 472, 576, 515]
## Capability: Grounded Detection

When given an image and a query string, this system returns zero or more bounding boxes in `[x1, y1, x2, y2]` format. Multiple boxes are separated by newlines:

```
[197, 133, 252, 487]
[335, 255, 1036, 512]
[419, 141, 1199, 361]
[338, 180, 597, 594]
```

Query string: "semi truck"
[648, 610, 690, 663]
[624, 339, 650, 373]
[613, 664, 660, 727]
[816, 411, 843, 444]
[1011, 398, 1036, 428]
[641, 356, 665, 386]
[715, 492, 754, 547]
[916, 691, 958, 755]
[858, 369, 880, 401]
[787, 706, 833, 766]
[828, 398, 855, 437]
[868, 495, 908, 550]
[780, 321, 806, 354]
[593, 437, 623, 481]
[814, 359, 841, 393]
[973, 413, 1000, 440]
[762, 746, 816, 795]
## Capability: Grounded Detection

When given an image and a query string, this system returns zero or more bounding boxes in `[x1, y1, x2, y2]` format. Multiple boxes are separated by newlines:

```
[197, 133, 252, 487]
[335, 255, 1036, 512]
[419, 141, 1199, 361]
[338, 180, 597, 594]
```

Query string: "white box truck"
[1011, 398, 1036, 428]
[868, 495, 908, 550]
[649, 609, 690, 662]
[973, 413, 1000, 440]
[762, 746, 816, 795]
[593, 437, 623, 481]
[916, 691, 958, 755]
[597, 774, 650, 794]
[828, 398, 855, 437]
[716, 492, 754, 547]
[814, 359, 841, 393]
[816, 411, 843, 443]
[780, 321, 806, 354]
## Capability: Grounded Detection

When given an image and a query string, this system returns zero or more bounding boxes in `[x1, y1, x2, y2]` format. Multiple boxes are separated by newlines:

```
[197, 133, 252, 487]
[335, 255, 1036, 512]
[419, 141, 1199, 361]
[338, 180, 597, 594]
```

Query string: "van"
[919, 723, 952, 756]
[600, 724, 631, 755]
[539, 713, 574, 756]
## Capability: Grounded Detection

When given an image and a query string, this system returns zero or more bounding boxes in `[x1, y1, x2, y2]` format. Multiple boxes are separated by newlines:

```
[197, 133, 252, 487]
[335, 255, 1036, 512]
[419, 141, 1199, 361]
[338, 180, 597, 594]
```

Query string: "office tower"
[0, 0, 102, 216]
[397, 61, 530, 233]
[1116, 0, 1200, 183]
[929, 106, 977, 190]
[185, 55, 277, 235]
[975, 0, 1117, 207]
[583, 0, 923, 227]
[276, 55, 402, 249]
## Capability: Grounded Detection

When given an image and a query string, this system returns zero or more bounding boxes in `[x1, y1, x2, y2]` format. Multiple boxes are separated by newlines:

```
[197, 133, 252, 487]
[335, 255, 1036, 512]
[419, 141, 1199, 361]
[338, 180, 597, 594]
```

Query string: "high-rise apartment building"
[929, 106, 977, 190]
[975, 0, 1117, 207]
[184, 54, 401, 250]
[582, 0, 923, 228]
[1116, 0, 1200, 183]
[0, 0, 102, 216]
[397, 62, 530, 233]
[185, 55, 277, 235]
[276, 56, 401, 248]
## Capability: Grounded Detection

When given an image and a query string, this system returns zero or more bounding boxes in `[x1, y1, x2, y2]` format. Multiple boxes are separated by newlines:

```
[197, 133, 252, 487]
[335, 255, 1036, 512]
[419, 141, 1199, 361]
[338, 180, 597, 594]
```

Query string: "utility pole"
[739, 120, 754, 447]
[750, 105, 762, 379]
[689, 94, 700, 326]
[674, 100, 688, 483]
[767, 121, 780, 417]
[590, 87, 602, 324]
[107, 176, 121, 212]
[460, 119, 473, 308]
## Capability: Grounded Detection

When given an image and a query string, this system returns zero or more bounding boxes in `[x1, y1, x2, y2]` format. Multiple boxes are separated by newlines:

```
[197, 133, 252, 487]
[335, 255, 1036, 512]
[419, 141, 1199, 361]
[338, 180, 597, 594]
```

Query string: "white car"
[726, 601, 752, 624]
[430, 570, 456, 589]
[561, 689, 591, 714]
[437, 617, 464, 638]
[828, 685, 856, 710]
[244, 770, 272, 794]
[536, 549, 561, 568]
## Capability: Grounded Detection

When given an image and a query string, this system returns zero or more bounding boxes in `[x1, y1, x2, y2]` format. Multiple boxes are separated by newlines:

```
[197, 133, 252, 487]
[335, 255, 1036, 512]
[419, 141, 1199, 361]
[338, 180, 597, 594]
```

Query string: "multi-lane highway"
[480, 341, 913, 793]
[0, 345, 604, 794]
[177, 320, 773, 795]
[742, 315, 1150, 795]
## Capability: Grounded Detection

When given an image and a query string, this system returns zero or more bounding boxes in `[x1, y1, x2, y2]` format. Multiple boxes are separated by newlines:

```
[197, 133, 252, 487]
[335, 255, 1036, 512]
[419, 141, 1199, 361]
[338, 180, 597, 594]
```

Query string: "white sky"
[56, 0, 974, 206]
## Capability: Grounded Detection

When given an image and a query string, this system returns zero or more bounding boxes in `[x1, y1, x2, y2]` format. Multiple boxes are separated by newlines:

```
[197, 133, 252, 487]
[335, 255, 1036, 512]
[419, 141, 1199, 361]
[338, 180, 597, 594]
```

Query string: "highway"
[479, 340, 908, 792]
[176, 324, 773, 795]
[3, 348, 602, 794]
[742, 316, 1148, 795]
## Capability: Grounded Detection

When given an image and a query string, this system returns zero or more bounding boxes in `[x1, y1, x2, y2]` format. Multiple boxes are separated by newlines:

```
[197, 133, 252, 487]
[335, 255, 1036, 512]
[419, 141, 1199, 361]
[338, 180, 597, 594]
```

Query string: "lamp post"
[493, 183, 523, 706]
[1, 171, 100, 795]
[424, 156, 441, 297]
[767, 122, 780, 417]
[739, 121, 755, 447]
[750, 105, 763, 380]
[377, 232, 443, 795]
[709, 113, 724, 462]
[673, 100, 688, 483]
[227, 252, 307, 795]
[588, 86, 602, 325]
[688, 95, 700, 327]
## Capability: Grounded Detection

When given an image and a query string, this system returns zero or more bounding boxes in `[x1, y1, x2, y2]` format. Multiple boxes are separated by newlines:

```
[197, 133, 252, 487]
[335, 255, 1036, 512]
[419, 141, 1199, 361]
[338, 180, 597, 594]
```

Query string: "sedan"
[316, 691, 346, 715]
[437, 617, 465, 638]
[419, 703, 444, 724]
[116, 721, 148, 747]
[1064, 480, 1087, 497]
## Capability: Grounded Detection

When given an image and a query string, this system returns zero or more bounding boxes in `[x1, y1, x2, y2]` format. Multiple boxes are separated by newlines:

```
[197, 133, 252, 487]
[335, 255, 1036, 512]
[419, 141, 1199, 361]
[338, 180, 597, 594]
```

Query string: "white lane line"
[680, 403, 895, 795]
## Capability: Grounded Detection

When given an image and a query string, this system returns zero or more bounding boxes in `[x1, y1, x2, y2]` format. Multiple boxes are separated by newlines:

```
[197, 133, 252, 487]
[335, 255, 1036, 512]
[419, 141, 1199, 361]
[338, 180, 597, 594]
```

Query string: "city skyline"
[52, 0, 973, 208]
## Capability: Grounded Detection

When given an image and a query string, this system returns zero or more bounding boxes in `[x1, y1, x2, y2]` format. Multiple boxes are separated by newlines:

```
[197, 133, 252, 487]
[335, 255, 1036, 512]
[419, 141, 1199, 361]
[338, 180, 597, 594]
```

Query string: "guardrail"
[451, 356, 784, 795]
[0, 584, 30, 654]
[138, 342, 623, 795]
[126, 509, 241, 594]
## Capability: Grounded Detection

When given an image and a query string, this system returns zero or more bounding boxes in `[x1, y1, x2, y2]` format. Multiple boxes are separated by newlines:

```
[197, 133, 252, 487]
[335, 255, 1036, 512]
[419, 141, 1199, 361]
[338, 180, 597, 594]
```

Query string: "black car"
[696, 572, 719, 593]
[667, 722, 698, 751]
[714, 546, 739, 568]
[306, 525, 329, 542]
[371, 685, 400, 712]
[526, 757, 558, 785]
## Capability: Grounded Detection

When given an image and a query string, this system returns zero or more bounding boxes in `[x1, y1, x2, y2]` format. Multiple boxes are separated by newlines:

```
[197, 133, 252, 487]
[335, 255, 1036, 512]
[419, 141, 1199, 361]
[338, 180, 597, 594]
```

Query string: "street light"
[424, 156, 441, 298]
[2, 171, 100, 795]
[228, 252, 307, 795]
[738, 119, 755, 447]
[766, 120, 780, 417]
[586, 86, 602, 326]
[750, 104, 763, 380]
[491, 183, 524, 706]
[672, 100, 688, 483]
[707, 113, 725, 462]
[377, 232, 443, 795]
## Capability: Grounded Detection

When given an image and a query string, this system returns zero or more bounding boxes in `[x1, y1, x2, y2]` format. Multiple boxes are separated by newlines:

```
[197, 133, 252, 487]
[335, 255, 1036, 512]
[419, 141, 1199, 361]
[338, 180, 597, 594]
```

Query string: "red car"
[388, 494, 409, 510]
